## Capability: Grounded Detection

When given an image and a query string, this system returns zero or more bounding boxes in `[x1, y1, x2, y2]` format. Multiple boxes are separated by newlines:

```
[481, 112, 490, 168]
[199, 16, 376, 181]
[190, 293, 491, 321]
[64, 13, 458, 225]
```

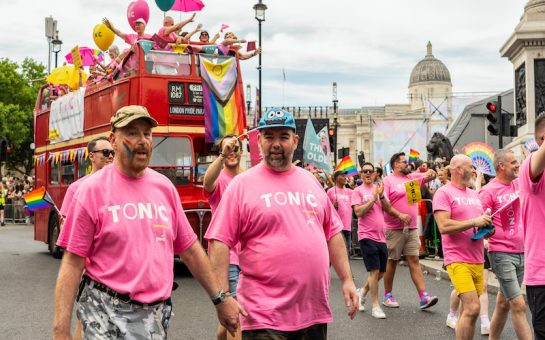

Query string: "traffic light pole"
[498, 96, 503, 149]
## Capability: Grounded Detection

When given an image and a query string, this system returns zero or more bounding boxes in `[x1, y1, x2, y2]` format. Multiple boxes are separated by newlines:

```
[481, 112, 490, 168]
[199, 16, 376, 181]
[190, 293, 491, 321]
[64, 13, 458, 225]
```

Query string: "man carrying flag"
[478, 149, 532, 340]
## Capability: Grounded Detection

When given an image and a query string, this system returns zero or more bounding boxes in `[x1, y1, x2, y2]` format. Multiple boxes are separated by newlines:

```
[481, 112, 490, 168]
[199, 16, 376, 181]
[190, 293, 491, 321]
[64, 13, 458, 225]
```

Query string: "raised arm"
[530, 137, 545, 181]
[164, 13, 196, 35]
[238, 48, 261, 61]
[103, 18, 127, 41]
[203, 138, 237, 193]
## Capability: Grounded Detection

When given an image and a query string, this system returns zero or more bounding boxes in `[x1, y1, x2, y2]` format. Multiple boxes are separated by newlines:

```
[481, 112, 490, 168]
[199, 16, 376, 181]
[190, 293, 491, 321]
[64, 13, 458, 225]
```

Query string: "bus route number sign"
[168, 82, 185, 104]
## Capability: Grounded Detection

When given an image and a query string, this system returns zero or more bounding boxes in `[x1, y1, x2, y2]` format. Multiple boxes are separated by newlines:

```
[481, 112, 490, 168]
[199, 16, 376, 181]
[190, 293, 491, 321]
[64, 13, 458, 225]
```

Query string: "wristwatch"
[211, 289, 229, 305]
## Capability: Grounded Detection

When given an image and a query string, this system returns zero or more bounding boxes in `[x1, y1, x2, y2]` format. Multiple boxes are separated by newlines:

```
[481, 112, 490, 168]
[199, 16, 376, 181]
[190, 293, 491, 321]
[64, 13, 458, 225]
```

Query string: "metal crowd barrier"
[3, 200, 30, 224]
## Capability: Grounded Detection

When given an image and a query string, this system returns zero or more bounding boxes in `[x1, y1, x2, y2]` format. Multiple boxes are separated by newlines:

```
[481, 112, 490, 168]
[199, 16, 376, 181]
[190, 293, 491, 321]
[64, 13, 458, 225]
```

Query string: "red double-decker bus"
[33, 44, 246, 258]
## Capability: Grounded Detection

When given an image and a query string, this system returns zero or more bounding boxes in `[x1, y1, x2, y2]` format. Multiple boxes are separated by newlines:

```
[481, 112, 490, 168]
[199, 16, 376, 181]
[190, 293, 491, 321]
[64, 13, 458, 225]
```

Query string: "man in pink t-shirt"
[433, 154, 492, 340]
[327, 170, 353, 257]
[519, 112, 545, 340]
[206, 108, 358, 339]
[53, 106, 241, 339]
[103, 17, 153, 46]
[479, 149, 532, 340]
[382, 152, 439, 310]
[157, 14, 196, 45]
[351, 162, 393, 319]
[203, 134, 244, 340]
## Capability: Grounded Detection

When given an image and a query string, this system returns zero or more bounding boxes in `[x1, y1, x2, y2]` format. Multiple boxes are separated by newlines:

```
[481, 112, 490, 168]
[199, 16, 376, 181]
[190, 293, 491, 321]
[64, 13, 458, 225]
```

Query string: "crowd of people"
[0, 175, 35, 226]
[49, 105, 544, 340]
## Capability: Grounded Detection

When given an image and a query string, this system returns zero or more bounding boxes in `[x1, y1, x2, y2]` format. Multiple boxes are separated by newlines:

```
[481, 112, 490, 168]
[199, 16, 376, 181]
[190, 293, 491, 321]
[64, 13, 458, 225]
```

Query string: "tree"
[0, 58, 46, 175]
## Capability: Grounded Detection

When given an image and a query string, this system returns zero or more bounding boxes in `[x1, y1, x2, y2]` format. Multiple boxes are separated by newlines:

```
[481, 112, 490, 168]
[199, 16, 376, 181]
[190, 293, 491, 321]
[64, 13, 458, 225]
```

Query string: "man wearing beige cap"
[53, 105, 242, 339]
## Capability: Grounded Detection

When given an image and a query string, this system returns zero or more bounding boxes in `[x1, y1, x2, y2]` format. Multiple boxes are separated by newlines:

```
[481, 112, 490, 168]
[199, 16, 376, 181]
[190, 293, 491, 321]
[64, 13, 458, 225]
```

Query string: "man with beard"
[519, 112, 545, 340]
[53, 106, 241, 339]
[206, 108, 358, 339]
[327, 171, 353, 257]
[479, 149, 531, 340]
[204, 134, 244, 340]
[433, 154, 493, 340]
[382, 152, 439, 310]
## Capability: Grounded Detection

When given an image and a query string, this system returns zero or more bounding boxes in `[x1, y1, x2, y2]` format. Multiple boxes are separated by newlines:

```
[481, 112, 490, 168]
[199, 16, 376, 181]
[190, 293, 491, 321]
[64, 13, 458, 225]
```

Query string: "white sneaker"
[371, 307, 386, 319]
[446, 313, 457, 329]
[481, 323, 490, 335]
[356, 288, 366, 312]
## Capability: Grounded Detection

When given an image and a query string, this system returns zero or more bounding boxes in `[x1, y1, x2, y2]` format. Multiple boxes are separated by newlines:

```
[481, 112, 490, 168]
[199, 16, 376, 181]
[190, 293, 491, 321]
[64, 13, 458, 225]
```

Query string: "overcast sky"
[2, 0, 528, 108]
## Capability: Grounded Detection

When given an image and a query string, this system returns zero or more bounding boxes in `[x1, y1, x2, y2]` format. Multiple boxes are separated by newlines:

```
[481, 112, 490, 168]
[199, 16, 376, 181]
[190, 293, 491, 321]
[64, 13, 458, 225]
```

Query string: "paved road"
[0, 224, 528, 339]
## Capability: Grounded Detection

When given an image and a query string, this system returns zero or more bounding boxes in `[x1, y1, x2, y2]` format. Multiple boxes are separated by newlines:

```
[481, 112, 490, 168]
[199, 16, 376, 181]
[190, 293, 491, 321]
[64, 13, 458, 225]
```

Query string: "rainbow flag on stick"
[409, 148, 420, 163]
[334, 156, 358, 176]
[23, 186, 58, 212]
[200, 55, 246, 142]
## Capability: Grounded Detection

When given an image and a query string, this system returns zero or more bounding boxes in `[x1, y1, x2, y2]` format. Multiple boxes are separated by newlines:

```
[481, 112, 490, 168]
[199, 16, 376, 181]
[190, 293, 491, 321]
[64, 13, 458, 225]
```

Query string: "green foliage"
[0, 58, 46, 175]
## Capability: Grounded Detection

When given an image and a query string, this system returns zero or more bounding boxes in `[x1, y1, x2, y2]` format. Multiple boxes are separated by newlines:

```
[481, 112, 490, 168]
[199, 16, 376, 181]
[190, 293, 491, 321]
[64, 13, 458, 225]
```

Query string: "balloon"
[155, 0, 174, 11]
[127, 0, 150, 32]
[93, 24, 115, 51]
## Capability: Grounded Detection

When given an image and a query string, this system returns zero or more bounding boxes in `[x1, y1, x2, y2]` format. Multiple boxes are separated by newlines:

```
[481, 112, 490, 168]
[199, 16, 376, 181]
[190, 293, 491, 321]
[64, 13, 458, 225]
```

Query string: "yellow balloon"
[93, 24, 114, 51]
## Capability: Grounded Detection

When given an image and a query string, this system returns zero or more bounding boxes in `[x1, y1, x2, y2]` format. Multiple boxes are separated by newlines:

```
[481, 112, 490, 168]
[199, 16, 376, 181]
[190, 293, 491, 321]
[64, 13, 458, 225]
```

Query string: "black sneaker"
[1, 222, 5, 226]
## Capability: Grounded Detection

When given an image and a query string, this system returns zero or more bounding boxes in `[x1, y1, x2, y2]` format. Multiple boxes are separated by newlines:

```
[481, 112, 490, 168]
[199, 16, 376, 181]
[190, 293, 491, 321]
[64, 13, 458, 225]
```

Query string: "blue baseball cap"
[257, 108, 296, 133]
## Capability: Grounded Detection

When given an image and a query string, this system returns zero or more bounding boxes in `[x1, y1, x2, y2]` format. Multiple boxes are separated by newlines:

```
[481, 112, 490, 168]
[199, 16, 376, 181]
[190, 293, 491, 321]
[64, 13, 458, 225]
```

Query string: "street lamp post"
[332, 82, 339, 163]
[253, 0, 267, 120]
[246, 84, 252, 121]
[51, 31, 63, 68]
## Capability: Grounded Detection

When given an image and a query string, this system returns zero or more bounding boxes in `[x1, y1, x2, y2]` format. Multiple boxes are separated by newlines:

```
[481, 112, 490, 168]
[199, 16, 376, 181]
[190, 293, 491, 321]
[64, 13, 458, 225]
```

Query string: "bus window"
[61, 160, 75, 185]
[50, 160, 60, 185]
[195, 155, 215, 184]
[145, 51, 191, 76]
[150, 136, 192, 185]
[78, 157, 91, 179]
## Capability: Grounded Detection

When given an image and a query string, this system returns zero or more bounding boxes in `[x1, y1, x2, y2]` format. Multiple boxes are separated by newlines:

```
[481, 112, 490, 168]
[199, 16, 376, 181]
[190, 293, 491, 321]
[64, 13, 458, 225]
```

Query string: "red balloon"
[127, 0, 150, 32]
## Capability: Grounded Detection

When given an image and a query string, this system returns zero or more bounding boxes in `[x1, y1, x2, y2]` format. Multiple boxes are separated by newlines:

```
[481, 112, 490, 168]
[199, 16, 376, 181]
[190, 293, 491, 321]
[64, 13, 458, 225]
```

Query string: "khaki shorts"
[385, 229, 420, 260]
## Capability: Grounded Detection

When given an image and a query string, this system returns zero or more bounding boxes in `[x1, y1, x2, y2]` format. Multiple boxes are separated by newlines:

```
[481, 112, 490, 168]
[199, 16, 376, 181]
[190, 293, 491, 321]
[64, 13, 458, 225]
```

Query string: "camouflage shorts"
[76, 282, 172, 339]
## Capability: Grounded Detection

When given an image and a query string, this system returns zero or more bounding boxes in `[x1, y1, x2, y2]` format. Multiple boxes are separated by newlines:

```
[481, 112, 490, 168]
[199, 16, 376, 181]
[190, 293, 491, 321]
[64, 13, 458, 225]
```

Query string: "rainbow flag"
[409, 148, 420, 163]
[334, 156, 358, 176]
[23, 187, 55, 212]
[200, 55, 246, 142]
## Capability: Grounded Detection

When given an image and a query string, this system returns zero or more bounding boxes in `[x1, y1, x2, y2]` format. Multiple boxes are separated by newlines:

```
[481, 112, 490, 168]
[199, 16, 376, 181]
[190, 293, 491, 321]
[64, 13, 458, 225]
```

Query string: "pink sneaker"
[383, 293, 400, 308]
[419, 293, 438, 310]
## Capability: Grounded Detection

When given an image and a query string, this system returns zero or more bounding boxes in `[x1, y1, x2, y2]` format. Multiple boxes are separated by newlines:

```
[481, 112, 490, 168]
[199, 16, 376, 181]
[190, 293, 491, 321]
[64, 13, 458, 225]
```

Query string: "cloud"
[1, 0, 528, 107]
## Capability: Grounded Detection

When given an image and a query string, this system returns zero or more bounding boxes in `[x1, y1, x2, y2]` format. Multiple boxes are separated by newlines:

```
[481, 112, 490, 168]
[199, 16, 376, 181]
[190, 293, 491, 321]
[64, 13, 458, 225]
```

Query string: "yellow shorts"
[446, 263, 484, 296]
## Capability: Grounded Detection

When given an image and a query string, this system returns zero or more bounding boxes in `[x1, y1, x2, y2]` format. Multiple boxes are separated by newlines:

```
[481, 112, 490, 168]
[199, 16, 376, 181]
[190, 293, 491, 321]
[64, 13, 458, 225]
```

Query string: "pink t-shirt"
[124, 33, 153, 45]
[157, 27, 178, 43]
[204, 169, 240, 266]
[57, 164, 197, 303]
[383, 173, 426, 230]
[60, 175, 89, 217]
[433, 183, 484, 266]
[478, 178, 523, 253]
[519, 155, 545, 286]
[205, 163, 343, 331]
[351, 184, 386, 243]
[327, 186, 353, 231]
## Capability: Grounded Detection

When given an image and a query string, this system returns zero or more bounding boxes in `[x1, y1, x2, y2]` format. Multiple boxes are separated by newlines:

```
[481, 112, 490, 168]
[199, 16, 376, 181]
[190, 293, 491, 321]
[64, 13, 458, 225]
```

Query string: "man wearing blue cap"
[206, 108, 358, 339]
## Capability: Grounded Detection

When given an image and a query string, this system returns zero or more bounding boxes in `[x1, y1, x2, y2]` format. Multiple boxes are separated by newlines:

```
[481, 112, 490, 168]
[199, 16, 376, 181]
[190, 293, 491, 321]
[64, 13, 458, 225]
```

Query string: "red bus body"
[33, 45, 246, 257]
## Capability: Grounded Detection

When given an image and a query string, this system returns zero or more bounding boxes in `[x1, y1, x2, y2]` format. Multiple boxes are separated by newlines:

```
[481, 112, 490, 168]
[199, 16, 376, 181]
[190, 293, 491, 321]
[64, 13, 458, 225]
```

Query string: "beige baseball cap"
[110, 105, 158, 130]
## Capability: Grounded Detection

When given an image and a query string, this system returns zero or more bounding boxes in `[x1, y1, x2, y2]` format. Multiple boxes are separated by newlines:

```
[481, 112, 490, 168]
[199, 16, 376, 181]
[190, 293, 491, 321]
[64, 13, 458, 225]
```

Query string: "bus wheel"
[48, 213, 63, 259]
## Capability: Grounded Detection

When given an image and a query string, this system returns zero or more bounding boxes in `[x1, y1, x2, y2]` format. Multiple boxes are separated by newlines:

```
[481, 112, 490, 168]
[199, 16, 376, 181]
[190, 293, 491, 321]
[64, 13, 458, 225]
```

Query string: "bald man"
[433, 155, 493, 340]
[158, 14, 196, 44]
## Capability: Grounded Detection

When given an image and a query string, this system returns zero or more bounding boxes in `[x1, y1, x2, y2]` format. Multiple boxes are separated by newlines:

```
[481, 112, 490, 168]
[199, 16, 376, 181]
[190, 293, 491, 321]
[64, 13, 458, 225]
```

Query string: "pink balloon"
[127, 0, 150, 32]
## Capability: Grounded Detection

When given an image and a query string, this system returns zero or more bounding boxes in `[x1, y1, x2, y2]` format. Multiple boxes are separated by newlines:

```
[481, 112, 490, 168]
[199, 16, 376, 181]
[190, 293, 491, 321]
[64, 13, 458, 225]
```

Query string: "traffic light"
[328, 127, 335, 148]
[0, 138, 7, 162]
[486, 101, 500, 136]
[502, 113, 517, 137]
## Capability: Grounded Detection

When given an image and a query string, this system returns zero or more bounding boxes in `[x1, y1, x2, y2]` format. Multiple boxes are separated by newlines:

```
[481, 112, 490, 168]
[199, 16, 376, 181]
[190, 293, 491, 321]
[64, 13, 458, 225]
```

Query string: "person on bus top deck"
[216, 32, 261, 61]
[59, 136, 114, 222]
[203, 134, 244, 340]
[103, 17, 153, 46]
[178, 23, 203, 44]
[53, 105, 242, 340]
[158, 14, 196, 45]
[94, 45, 120, 75]
[198, 30, 220, 44]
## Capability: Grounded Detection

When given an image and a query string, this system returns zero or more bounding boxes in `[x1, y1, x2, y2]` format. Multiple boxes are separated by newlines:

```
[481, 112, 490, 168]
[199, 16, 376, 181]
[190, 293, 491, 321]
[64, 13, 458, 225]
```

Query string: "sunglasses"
[92, 149, 115, 157]
[361, 169, 375, 174]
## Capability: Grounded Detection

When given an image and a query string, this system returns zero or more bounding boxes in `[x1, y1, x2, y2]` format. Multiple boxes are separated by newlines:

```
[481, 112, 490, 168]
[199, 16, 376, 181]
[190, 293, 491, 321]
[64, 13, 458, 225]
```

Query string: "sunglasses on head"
[361, 169, 375, 174]
[92, 149, 115, 157]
